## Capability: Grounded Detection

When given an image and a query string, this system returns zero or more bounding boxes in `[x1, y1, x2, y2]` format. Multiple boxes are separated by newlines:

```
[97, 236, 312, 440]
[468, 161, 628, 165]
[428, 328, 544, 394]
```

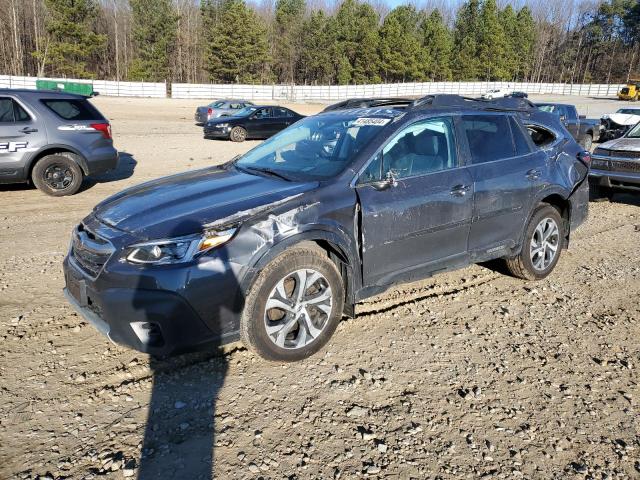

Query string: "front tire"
[504, 204, 564, 280]
[230, 126, 247, 142]
[240, 246, 344, 362]
[31, 153, 84, 196]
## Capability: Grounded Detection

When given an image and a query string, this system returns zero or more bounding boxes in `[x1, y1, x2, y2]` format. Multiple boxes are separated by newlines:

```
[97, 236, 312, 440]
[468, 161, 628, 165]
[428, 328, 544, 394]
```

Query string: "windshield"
[235, 114, 391, 181]
[232, 106, 257, 117]
[209, 101, 226, 108]
[617, 109, 640, 115]
[626, 122, 640, 138]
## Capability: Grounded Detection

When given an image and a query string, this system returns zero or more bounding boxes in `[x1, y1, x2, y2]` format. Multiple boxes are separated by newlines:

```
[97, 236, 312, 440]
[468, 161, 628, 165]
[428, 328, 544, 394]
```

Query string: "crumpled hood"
[93, 166, 317, 239]
[601, 113, 640, 126]
[597, 136, 640, 152]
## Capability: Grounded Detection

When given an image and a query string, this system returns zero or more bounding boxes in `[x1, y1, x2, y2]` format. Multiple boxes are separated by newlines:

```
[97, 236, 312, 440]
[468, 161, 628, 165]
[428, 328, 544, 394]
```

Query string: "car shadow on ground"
[132, 219, 237, 479]
[81, 151, 137, 191]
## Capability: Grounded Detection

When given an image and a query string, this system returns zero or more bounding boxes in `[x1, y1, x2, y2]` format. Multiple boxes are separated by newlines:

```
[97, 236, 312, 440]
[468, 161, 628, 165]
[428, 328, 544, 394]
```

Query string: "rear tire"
[240, 246, 344, 362]
[31, 153, 84, 196]
[504, 204, 564, 281]
[579, 133, 593, 151]
[230, 126, 247, 142]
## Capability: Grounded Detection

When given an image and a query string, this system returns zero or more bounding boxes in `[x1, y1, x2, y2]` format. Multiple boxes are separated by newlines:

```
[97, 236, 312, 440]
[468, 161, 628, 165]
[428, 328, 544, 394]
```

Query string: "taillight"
[207, 107, 213, 116]
[577, 150, 591, 167]
[90, 123, 112, 140]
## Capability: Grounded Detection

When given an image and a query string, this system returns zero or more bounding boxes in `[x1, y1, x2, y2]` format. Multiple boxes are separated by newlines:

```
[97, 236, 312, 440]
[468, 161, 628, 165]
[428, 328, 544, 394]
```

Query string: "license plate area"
[66, 268, 88, 307]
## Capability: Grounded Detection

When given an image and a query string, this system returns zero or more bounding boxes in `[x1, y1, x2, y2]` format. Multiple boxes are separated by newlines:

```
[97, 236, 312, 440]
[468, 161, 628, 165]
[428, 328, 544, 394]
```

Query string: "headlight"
[125, 228, 236, 265]
[216, 123, 229, 128]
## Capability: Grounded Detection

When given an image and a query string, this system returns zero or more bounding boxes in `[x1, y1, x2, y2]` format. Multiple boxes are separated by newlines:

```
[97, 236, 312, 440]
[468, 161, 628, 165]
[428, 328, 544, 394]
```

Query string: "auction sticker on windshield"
[353, 117, 391, 127]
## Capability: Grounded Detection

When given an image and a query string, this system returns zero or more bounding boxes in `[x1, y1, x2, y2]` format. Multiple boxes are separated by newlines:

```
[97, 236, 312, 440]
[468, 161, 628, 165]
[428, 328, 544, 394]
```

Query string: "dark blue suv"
[63, 95, 590, 361]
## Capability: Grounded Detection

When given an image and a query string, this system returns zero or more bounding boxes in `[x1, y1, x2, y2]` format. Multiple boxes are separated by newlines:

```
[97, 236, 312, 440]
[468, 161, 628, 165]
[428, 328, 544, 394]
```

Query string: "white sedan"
[481, 88, 513, 100]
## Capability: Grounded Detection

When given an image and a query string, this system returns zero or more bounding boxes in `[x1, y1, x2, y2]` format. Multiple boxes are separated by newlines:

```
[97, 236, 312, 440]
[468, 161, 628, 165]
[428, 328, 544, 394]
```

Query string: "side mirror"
[371, 170, 398, 191]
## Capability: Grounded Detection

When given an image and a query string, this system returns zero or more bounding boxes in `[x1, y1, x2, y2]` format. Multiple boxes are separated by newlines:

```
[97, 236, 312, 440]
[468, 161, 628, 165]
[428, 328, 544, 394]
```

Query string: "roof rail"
[409, 94, 536, 112]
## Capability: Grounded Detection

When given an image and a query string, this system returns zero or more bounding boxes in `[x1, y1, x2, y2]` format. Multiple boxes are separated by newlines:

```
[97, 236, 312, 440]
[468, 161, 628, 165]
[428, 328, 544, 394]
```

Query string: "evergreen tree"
[500, 5, 519, 79]
[298, 11, 335, 84]
[515, 7, 536, 80]
[378, 5, 424, 82]
[35, 0, 106, 78]
[453, 0, 482, 80]
[205, 0, 270, 83]
[129, 0, 178, 81]
[420, 9, 453, 81]
[477, 0, 509, 80]
[330, 0, 381, 84]
[274, 0, 306, 84]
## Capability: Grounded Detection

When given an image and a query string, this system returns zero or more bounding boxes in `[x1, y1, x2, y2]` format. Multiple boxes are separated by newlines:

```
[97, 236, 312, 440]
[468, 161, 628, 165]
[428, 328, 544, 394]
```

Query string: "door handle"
[450, 184, 470, 196]
[20, 127, 38, 134]
[526, 169, 541, 181]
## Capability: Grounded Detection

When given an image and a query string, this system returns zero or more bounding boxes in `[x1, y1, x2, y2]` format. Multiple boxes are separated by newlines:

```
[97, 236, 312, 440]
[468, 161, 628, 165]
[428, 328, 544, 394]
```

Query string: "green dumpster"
[36, 79, 93, 96]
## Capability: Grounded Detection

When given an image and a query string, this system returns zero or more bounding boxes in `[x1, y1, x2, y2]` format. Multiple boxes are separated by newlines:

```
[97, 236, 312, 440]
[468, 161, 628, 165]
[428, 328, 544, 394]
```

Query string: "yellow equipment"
[618, 78, 640, 101]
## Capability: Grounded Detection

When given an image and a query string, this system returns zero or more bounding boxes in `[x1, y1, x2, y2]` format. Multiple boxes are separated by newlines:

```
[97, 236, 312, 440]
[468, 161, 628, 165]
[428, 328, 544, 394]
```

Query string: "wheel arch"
[242, 230, 361, 317]
[26, 145, 89, 180]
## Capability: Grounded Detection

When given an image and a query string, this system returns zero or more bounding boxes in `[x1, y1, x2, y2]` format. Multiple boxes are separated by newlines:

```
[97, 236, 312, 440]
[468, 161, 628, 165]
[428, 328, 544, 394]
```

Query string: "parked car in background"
[63, 94, 590, 361]
[536, 103, 602, 149]
[590, 121, 640, 198]
[0, 89, 117, 196]
[509, 91, 529, 98]
[194, 99, 254, 125]
[481, 88, 512, 99]
[600, 107, 640, 142]
[203, 105, 304, 142]
[322, 97, 414, 112]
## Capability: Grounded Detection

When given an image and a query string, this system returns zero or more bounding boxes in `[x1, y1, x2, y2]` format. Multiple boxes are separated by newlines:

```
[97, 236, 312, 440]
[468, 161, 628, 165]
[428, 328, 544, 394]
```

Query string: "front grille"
[610, 159, 640, 173]
[611, 150, 640, 159]
[71, 223, 114, 277]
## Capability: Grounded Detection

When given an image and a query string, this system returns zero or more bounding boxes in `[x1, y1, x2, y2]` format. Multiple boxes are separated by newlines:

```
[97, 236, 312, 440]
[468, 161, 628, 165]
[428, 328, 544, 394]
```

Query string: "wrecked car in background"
[63, 95, 590, 362]
[590, 120, 640, 199]
[600, 108, 640, 142]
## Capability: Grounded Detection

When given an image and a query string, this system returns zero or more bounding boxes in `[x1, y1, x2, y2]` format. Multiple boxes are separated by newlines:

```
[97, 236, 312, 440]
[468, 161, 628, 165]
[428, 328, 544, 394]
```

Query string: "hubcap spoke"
[530, 217, 559, 271]
[264, 268, 333, 350]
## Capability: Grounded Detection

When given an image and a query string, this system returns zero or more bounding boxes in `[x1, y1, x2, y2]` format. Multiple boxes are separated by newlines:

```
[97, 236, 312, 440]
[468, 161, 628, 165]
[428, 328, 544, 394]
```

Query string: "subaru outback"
[63, 95, 590, 362]
[0, 89, 118, 196]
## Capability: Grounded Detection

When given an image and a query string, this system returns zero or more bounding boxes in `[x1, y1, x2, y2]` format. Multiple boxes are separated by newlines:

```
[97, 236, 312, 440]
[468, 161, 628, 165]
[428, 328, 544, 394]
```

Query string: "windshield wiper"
[242, 166, 292, 182]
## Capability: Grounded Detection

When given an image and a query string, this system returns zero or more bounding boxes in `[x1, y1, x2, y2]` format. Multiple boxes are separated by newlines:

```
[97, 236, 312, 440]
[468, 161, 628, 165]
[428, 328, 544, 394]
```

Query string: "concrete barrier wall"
[171, 81, 625, 101]
[0, 75, 625, 100]
[0, 75, 166, 98]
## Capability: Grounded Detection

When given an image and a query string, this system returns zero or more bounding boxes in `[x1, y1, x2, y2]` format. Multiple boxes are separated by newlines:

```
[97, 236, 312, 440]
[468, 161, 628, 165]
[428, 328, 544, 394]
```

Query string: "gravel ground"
[0, 95, 638, 480]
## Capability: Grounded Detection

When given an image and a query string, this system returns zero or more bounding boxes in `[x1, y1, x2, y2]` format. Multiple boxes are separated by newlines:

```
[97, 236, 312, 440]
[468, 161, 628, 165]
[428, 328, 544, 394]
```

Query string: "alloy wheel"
[264, 268, 333, 349]
[530, 217, 560, 271]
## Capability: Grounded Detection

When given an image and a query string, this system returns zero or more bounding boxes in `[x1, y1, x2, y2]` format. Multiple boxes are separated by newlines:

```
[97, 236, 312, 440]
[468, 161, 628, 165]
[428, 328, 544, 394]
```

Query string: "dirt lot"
[1, 95, 639, 480]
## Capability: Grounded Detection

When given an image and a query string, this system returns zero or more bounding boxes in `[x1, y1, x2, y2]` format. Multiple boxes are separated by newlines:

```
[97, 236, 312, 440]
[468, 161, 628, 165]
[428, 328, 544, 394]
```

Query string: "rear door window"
[41, 99, 104, 121]
[273, 107, 293, 118]
[0, 98, 31, 123]
[0, 98, 15, 122]
[461, 114, 515, 164]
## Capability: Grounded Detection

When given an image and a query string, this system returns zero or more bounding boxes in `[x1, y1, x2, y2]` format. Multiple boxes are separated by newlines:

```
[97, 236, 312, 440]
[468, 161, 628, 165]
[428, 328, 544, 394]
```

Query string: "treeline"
[0, 0, 639, 85]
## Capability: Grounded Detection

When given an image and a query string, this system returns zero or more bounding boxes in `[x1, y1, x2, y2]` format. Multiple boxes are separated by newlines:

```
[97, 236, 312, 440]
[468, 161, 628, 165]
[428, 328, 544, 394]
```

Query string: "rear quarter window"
[461, 114, 515, 164]
[526, 124, 556, 148]
[41, 99, 104, 121]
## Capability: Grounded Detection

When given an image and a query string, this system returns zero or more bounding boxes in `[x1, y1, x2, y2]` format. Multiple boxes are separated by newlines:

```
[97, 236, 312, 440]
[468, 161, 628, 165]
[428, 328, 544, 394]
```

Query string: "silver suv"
[0, 89, 118, 196]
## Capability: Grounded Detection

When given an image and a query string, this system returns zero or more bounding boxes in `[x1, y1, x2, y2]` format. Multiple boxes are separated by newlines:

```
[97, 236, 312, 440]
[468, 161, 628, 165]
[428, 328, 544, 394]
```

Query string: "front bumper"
[63, 251, 244, 357]
[589, 155, 640, 191]
[203, 125, 232, 139]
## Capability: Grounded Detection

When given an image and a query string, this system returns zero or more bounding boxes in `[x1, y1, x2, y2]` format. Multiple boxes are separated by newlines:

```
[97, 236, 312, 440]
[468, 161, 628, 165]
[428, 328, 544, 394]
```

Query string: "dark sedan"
[204, 105, 304, 142]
